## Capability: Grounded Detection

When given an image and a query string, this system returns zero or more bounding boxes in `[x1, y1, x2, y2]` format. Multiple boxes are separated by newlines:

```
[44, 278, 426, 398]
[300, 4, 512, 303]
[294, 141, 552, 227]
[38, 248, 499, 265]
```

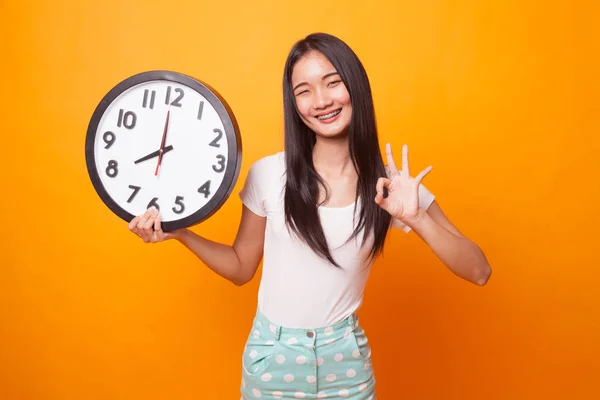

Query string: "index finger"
[128, 216, 140, 231]
[385, 143, 399, 176]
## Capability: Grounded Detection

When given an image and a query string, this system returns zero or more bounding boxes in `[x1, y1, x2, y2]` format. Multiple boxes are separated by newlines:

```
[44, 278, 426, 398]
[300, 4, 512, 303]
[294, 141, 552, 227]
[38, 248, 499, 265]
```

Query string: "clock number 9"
[103, 131, 116, 149]
[212, 155, 226, 173]
[106, 160, 118, 178]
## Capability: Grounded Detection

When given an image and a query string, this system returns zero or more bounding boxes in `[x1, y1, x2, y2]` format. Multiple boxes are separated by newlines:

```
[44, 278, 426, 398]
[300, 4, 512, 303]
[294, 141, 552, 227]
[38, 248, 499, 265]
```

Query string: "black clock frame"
[85, 70, 242, 231]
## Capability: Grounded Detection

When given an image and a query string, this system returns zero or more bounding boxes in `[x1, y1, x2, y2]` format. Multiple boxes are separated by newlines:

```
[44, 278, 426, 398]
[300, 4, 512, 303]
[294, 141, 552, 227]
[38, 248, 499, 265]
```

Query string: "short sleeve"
[239, 159, 269, 217]
[391, 183, 436, 233]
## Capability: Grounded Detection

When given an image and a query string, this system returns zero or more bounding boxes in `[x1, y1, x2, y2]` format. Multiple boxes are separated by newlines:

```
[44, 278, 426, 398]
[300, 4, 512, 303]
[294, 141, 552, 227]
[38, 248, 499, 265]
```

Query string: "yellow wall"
[2, 0, 599, 398]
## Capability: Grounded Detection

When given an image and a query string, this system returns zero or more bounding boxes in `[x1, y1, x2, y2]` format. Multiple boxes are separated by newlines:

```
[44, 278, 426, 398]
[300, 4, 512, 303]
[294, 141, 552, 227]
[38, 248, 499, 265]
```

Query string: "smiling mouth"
[316, 109, 341, 120]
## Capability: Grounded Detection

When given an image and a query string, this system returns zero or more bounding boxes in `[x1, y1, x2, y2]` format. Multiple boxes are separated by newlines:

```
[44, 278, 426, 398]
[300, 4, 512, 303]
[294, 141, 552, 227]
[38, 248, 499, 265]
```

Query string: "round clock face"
[85, 71, 242, 231]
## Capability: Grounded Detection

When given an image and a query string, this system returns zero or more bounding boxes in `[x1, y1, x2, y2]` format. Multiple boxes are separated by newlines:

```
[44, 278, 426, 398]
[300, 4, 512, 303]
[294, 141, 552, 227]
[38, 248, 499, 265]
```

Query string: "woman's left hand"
[375, 143, 433, 224]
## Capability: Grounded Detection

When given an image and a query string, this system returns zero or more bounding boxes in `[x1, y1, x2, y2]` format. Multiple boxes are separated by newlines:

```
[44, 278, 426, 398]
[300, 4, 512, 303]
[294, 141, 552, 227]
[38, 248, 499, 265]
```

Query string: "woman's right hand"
[128, 207, 183, 243]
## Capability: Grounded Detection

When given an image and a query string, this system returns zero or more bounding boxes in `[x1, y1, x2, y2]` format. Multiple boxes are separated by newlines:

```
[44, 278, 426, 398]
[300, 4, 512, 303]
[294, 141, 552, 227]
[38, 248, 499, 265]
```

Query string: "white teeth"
[317, 109, 341, 120]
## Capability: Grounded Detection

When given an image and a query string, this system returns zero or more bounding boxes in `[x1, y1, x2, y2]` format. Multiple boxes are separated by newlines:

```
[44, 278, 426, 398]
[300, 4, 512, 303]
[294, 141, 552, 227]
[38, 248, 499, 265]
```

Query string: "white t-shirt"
[239, 152, 435, 328]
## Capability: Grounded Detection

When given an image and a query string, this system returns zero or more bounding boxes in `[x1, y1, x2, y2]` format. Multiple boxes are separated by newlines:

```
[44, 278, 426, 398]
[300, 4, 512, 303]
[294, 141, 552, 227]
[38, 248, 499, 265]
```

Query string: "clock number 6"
[147, 197, 160, 210]
[212, 155, 226, 173]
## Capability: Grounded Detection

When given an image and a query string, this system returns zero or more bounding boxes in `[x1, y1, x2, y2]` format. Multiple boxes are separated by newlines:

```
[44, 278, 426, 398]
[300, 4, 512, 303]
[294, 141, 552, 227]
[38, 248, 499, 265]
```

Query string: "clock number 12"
[165, 86, 184, 107]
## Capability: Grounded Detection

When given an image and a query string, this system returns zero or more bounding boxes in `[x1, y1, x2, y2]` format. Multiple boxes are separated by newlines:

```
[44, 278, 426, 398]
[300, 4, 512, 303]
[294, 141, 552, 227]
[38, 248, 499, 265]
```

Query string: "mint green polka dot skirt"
[240, 309, 376, 399]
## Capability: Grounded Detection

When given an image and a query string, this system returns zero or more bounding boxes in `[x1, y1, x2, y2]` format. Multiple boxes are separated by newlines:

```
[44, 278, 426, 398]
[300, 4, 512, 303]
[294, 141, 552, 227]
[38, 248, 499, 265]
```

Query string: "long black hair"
[282, 32, 391, 267]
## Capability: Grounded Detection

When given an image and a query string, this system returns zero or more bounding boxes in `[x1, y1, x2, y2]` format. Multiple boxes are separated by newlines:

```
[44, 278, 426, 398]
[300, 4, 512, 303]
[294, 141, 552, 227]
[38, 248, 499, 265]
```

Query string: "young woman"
[129, 33, 491, 400]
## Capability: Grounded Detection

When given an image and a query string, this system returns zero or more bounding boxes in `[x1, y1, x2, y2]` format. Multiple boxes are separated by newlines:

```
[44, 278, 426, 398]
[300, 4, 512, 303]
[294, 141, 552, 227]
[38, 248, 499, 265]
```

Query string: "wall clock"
[85, 70, 242, 231]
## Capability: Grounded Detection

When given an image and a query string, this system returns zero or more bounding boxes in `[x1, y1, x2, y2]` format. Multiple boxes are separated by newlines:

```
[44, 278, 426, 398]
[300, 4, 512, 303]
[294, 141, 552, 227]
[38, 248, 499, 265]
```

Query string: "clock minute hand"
[155, 108, 171, 176]
[134, 145, 174, 164]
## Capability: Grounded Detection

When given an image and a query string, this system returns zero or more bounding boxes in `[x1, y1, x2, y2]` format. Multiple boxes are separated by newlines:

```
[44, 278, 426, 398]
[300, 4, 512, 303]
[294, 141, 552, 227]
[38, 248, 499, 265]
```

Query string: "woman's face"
[291, 51, 352, 138]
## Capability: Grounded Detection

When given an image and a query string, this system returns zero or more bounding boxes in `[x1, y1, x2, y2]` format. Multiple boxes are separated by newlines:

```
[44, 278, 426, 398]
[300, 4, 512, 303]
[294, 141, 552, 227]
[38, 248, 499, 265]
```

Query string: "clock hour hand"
[134, 145, 174, 164]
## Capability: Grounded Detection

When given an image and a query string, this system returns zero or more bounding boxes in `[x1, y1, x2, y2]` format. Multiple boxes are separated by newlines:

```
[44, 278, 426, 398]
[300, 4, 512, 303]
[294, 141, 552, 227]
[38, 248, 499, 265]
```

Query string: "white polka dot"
[346, 369, 356, 378]
[261, 373, 272, 382]
[256, 320, 262, 327]
[270, 324, 277, 334]
[339, 389, 349, 397]
[287, 337, 298, 345]
[253, 330, 260, 338]
[294, 392, 306, 398]
[352, 349, 361, 358]
[344, 327, 352, 338]
[367, 396, 373, 400]
[249, 349, 258, 359]
[325, 338, 335, 345]
[317, 357, 324, 366]
[326, 373, 336, 382]
[272, 391, 283, 399]
[364, 360, 372, 370]
[324, 326, 334, 335]
[306, 375, 316, 384]
[317, 392, 328, 399]
[359, 383, 368, 392]
[276, 354, 286, 364]
[265, 340, 275, 345]
[367, 349, 372, 358]
[296, 355, 307, 364]
[284, 374, 295, 382]
[334, 353, 344, 362]
[252, 388, 262, 397]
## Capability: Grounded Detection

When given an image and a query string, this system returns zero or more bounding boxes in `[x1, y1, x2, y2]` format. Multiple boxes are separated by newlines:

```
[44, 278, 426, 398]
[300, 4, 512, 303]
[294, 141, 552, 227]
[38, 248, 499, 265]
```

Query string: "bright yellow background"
[1, 0, 599, 399]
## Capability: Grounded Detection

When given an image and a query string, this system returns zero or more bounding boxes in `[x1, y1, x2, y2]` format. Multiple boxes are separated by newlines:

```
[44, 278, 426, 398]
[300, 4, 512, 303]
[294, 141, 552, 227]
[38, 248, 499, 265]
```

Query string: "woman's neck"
[312, 135, 355, 178]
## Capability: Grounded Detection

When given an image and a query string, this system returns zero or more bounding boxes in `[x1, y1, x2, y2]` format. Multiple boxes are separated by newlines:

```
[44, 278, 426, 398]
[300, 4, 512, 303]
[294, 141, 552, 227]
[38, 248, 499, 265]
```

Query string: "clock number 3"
[212, 155, 226, 173]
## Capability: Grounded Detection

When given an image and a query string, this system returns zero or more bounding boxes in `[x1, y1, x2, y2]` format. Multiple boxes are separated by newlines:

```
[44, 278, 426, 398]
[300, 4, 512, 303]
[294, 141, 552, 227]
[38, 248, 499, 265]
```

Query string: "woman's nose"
[313, 89, 333, 109]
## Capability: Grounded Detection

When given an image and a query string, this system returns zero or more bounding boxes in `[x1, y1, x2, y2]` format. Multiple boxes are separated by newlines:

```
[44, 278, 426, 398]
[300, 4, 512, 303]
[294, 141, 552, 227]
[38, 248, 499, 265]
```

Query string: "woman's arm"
[404, 200, 492, 286]
[129, 205, 266, 286]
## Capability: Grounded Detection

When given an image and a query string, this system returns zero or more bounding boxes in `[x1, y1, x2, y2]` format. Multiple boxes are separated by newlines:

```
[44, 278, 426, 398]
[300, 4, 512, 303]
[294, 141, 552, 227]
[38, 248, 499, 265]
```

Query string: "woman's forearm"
[408, 212, 492, 285]
[174, 229, 251, 286]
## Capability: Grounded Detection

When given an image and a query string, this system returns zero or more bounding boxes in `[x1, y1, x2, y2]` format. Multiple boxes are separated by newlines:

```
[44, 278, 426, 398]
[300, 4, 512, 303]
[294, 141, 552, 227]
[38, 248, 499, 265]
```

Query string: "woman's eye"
[328, 80, 341, 87]
[295, 90, 309, 96]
